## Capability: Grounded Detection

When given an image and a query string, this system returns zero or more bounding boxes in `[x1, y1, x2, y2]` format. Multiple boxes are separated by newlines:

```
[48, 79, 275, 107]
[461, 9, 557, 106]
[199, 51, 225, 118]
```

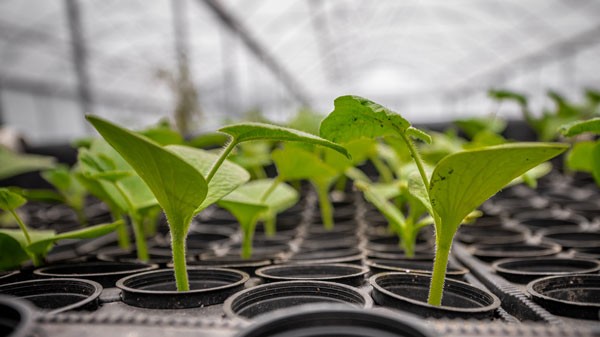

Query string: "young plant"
[559, 117, 600, 185]
[86, 116, 348, 291]
[77, 140, 159, 259]
[320, 95, 568, 305]
[0, 147, 56, 180]
[0, 188, 121, 270]
[217, 179, 298, 258]
[271, 145, 340, 230]
[41, 165, 88, 225]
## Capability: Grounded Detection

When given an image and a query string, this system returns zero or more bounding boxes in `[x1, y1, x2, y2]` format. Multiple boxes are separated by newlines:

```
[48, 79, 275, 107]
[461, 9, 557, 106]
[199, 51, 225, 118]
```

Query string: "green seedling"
[41, 165, 88, 225]
[560, 117, 600, 185]
[77, 140, 159, 259]
[488, 89, 598, 141]
[272, 145, 339, 230]
[0, 147, 56, 180]
[321, 95, 568, 306]
[0, 188, 121, 270]
[355, 179, 432, 257]
[217, 179, 298, 258]
[87, 116, 348, 291]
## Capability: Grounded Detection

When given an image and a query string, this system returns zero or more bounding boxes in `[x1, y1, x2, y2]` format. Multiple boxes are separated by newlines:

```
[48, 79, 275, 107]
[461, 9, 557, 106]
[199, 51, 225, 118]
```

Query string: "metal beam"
[200, 0, 312, 107]
[0, 76, 166, 114]
[171, 0, 190, 69]
[64, 0, 94, 116]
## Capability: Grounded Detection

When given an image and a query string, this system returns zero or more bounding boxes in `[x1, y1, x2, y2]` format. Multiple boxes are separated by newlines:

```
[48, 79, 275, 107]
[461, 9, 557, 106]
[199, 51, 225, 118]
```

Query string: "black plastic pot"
[116, 267, 249, 309]
[96, 247, 173, 265]
[492, 257, 600, 284]
[571, 246, 600, 260]
[223, 280, 372, 320]
[365, 236, 433, 253]
[517, 217, 582, 232]
[365, 250, 435, 261]
[256, 263, 368, 286]
[527, 275, 600, 320]
[289, 247, 364, 265]
[456, 226, 528, 244]
[565, 201, 600, 220]
[0, 271, 21, 285]
[33, 261, 159, 287]
[0, 296, 35, 337]
[235, 304, 437, 337]
[194, 253, 272, 274]
[541, 228, 600, 249]
[369, 272, 500, 319]
[0, 278, 102, 314]
[469, 242, 562, 262]
[366, 259, 469, 280]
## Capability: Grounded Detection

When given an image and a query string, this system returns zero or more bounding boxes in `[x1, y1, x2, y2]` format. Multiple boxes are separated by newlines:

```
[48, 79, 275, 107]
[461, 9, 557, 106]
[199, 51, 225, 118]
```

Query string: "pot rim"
[115, 267, 249, 295]
[369, 272, 501, 314]
[527, 274, 600, 309]
[255, 263, 368, 282]
[492, 257, 600, 277]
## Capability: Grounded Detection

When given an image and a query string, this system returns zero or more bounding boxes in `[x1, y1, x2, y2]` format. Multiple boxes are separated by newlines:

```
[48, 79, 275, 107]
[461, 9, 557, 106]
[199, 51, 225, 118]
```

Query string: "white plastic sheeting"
[0, 0, 599, 143]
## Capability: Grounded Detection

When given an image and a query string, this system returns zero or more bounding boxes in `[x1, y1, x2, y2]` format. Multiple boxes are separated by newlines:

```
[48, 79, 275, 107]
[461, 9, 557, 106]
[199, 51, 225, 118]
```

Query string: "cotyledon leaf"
[271, 146, 338, 182]
[0, 188, 26, 211]
[0, 148, 56, 180]
[166, 145, 250, 213]
[86, 115, 208, 237]
[428, 143, 569, 240]
[219, 122, 350, 159]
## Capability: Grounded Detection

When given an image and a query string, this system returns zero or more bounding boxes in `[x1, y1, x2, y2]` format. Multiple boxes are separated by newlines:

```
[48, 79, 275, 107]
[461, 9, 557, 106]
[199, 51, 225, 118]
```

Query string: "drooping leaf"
[0, 148, 56, 180]
[320, 95, 415, 143]
[86, 115, 208, 237]
[219, 122, 349, 158]
[0, 188, 26, 211]
[560, 117, 600, 137]
[428, 143, 569, 239]
[166, 145, 250, 213]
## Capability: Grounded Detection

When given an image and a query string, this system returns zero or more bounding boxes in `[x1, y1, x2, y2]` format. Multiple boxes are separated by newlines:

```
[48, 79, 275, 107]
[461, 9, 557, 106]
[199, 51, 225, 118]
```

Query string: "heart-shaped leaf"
[320, 95, 431, 144]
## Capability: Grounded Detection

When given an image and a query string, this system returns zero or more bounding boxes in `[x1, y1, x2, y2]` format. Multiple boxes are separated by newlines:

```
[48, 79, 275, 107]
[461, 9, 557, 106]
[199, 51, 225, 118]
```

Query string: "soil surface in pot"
[527, 275, 600, 320]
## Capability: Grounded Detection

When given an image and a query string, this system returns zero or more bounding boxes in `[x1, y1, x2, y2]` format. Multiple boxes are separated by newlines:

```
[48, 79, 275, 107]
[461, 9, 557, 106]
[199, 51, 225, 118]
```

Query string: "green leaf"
[218, 179, 298, 224]
[565, 141, 596, 172]
[593, 142, 600, 185]
[220, 122, 350, 159]
[287, 108, 323, 135]
[187, 132, 229, 149]
[560, 118, 600, 137]
[355, 181, 405, 229]
[86, 115, 209, 238]
[320, 96, 431, 144]
[0, 148, 56, 180]
[429, 143, 569, 239]
[166, 145, 250, 213]
[454, 117, 506, 139]
[271, 146, 338, 184]
[27, 220, 122, 255]
[508, 162, 553, 189]
[0, 231, 31, 270]
[488, 89, 528, 107]
[140, 126, 184, 146]
[0, 188, 26, 211]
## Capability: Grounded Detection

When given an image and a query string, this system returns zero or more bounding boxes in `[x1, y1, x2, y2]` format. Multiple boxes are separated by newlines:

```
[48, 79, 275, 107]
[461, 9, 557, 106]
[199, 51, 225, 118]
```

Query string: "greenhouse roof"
[0, 0, 599, 143]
